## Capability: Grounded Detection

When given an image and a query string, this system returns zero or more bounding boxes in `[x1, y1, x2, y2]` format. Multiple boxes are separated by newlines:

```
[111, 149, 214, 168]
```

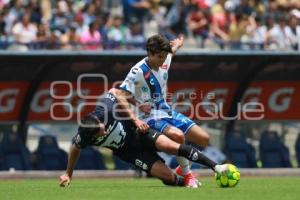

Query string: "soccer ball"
[215, 164, 240, 188]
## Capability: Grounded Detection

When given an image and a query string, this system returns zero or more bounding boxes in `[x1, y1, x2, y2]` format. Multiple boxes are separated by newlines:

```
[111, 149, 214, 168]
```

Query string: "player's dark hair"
[146, 34, 172, 55]
[78, 114, 100, 138]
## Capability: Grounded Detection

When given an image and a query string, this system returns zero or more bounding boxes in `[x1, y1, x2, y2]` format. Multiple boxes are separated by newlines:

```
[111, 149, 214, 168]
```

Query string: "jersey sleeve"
[162, 53, 173, 71]
[72, 133, 90, 149]
[119, 66, 142, 98]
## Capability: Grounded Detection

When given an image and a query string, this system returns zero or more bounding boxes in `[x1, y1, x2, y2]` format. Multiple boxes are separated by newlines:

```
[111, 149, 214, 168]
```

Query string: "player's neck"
[147, 59, 159, 71]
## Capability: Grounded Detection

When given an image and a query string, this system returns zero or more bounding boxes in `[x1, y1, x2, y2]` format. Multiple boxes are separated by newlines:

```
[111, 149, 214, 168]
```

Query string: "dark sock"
[178, 144, 217, 171]
[175, 175, 184, 186]
[162, 174, 184, 186]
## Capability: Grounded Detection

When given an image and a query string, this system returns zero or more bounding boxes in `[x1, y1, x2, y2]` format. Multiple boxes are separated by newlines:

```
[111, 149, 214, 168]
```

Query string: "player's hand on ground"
[138, 103, 152, 114]
[59, 173, 71, 187]
[134, 118, 149, 133]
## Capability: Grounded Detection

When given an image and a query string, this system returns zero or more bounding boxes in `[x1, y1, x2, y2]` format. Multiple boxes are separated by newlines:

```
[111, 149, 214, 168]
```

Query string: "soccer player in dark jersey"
[59, 89, 228, 187]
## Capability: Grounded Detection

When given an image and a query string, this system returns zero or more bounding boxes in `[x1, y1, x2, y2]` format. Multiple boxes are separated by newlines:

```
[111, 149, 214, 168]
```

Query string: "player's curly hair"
[78, 114, 100, 138]
[146, 34, 172, 54]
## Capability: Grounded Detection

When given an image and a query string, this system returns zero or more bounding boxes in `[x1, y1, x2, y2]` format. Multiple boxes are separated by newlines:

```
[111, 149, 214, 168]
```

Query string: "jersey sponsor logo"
[135, 159, 148, 170]
[192, 152, 198, 161]
[144, 71, 151, 79]
[161, 64, 168, 69]
[150, 78, 155, 85]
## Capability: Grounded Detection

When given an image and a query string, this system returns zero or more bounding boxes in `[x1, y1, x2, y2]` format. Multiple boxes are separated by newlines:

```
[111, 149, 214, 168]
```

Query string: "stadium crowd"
[0, 0, 300, 51]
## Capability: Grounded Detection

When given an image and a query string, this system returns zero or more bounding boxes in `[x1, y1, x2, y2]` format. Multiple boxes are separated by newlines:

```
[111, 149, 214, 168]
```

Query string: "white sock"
[214, 164, 227, 174]
[176, 156, 191, 175]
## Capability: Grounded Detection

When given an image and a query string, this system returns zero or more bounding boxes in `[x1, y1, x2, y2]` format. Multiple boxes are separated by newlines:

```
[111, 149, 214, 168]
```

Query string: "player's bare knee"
[155, 136, 178, 154]
[172, 133, 185, 144]
[165, 128, 185, 144]
[201, 134, 210, 147]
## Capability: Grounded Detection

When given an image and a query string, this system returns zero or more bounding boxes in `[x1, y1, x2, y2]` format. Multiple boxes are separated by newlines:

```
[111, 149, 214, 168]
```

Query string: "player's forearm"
[111, 88, 139, 122]
[66, 145, 81, 177]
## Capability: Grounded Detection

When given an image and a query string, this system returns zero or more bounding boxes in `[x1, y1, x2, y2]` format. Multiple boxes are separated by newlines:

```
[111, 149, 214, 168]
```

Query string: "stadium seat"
[225, 132, 257, 168]
[75, 146, 107, 170]
[0, 132, 32, 170]
[113, 155, 133, 170]
[34, 135, 68, 170]
[259, 131, 291, 168]
[295, 134, 300, 167]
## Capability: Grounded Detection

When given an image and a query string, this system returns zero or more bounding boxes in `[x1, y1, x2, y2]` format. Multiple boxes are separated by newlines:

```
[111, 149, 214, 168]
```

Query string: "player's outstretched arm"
[59, 144, 81, 187]
[110, 88, 149, 133]
[170, 35, 184, 55]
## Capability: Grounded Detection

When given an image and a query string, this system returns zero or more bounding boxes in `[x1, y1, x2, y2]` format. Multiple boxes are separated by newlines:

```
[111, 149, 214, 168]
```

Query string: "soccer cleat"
[214, 164, 229, 175]
[175, 166, 201, 188]
[183, 173, 201, 188]
[175, 166, 183, 177]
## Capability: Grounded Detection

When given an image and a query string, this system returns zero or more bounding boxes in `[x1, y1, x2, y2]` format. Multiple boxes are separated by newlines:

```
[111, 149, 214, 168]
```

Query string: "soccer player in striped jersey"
[117, 34, 211, 188]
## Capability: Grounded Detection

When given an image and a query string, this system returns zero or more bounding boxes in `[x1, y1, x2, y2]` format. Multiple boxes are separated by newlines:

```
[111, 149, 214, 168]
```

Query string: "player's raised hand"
[134, 118, 149, 134]
[59, 173, 71, 187]
[170, 35, 184, 54]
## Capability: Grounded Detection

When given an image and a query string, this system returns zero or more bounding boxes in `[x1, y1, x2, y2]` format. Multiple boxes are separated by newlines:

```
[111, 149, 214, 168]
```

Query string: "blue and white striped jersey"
[119, 54, 173, 121]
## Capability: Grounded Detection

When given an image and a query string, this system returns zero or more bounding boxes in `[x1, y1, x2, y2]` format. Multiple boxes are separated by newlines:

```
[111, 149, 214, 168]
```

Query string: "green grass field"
[0, 177, 299, 200]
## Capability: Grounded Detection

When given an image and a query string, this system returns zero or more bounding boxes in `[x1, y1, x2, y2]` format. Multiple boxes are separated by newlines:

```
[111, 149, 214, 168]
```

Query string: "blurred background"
[0, 0, 300, 173]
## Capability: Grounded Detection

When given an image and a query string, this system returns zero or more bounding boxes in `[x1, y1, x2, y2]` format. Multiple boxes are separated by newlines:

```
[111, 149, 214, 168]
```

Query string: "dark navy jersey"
[72, 93, 135, 151]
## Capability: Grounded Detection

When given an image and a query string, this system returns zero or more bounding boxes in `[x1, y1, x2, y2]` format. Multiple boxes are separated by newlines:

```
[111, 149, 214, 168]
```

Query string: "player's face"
[149, 51, 168, 68]
[94, 123, 107, 137]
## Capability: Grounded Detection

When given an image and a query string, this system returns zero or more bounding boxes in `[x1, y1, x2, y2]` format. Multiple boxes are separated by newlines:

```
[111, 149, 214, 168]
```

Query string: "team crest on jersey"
[163, 72, 168, 80]
[142, 86, 148, 92]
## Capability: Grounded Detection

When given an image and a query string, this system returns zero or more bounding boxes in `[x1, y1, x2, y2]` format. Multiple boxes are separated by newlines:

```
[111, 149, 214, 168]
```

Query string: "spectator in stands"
[61, 25, 80, 50]
[122, 0, 151, 25]
[187, 7, 209, 48]
[26, 0, 42, 25]
[244, 15, 267, 50]
[210, 0, 234, 48]
[285, 14, 300, 51]
[126, 19, 146, 49]
[0, 10, 6, 39]
[265, 15, 291, 50]
[163, 0, 191, 37]
[73, 13, 88, 35]
[50, 0, 72, 34]
[11, 12, 37, 50]
[228, 14, 248, 49]
[107, 15, 130, 49]
[80, 21, 102, 50]
[82, 3, 96, 26]
[95, 13, 109, 48]
[35, 22, 50, 49]
[3, 0, 24, 35]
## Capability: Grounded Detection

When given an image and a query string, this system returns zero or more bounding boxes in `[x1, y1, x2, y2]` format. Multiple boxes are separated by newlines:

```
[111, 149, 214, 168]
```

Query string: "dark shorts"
[114, 129, 164, 173]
